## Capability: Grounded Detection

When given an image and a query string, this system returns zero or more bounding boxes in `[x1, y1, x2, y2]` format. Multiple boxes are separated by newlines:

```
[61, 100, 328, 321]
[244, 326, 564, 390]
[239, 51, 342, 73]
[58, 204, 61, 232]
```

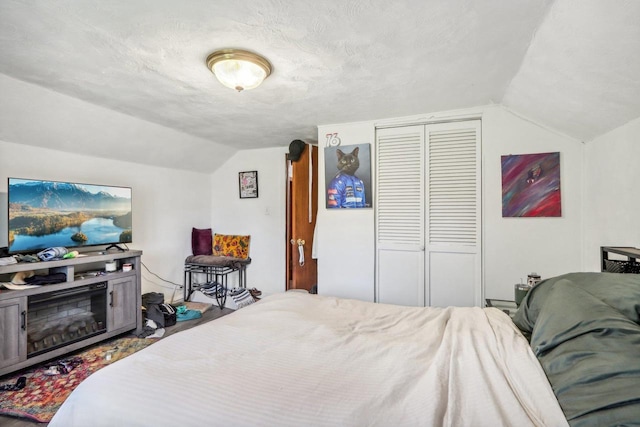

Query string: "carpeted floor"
[0, 336, 154, 423]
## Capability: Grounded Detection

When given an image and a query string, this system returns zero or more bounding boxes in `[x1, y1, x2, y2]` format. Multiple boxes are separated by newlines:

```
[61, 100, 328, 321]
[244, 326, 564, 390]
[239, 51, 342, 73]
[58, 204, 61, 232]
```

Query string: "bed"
[49, 273, 639, 426]
[513, 272, 640, 426]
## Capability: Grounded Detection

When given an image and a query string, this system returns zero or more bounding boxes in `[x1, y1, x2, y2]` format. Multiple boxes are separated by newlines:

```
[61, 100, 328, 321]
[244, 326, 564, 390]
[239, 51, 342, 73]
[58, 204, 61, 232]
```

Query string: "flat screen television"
[8, 178, 132, 254]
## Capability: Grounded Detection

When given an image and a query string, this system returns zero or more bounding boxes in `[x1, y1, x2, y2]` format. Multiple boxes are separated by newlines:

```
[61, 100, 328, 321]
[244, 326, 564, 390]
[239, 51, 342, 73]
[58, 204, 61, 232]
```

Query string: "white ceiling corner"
[502, 0, 640, 142]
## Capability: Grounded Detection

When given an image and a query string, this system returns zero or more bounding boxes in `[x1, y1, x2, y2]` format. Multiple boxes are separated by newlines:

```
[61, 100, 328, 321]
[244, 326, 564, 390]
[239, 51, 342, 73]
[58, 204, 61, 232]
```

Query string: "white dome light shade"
[206, 49, 272, 92]
[213, 59, 265, 91]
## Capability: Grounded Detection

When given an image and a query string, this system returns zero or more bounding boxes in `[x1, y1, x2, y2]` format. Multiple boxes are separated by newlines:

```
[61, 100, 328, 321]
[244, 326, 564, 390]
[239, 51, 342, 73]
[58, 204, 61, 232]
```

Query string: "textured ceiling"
[0, 0, 638, 171]
[502, 0, 640, 142]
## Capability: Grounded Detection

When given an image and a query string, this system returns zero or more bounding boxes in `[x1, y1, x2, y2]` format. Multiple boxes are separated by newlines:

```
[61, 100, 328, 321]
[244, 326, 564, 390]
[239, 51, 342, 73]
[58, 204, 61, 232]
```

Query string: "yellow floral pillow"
[212, 234, 251, 259]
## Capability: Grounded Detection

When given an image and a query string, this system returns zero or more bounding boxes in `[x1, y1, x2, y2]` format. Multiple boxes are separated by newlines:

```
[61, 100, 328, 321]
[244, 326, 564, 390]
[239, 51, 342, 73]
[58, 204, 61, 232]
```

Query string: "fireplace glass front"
[27, 282, 108, 358]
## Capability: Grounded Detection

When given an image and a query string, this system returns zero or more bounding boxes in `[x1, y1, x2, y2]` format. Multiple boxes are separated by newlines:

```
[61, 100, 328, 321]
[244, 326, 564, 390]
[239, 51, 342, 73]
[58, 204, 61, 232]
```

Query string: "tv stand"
[0, 250, 142, 376]
[104, 244, 127, 252]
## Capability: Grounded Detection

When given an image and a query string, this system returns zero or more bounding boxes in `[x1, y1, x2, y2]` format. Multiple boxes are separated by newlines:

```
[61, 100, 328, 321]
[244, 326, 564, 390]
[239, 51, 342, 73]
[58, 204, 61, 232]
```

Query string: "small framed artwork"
[239, 171, 258, 199]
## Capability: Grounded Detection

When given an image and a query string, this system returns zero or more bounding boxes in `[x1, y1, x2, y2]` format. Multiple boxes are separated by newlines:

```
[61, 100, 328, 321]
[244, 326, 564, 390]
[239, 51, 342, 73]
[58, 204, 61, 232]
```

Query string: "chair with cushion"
[184, 230, 252, 303]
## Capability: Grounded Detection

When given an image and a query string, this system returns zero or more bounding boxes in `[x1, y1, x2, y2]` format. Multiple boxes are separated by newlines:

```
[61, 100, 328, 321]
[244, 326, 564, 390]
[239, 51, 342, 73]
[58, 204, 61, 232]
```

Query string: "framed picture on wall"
[501, 152, 561, 217]
[324, 143, 372, 209]
[239, 171, 258, 199]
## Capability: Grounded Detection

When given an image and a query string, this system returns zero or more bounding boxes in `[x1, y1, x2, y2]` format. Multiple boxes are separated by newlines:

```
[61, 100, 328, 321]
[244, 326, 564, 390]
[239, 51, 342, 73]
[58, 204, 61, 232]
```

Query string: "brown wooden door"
[286, 144, 318, 291]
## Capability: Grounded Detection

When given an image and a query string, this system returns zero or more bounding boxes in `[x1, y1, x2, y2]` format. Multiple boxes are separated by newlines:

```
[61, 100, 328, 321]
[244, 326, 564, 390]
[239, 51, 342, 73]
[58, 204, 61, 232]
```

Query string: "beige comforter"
[50, 292, 568, 426]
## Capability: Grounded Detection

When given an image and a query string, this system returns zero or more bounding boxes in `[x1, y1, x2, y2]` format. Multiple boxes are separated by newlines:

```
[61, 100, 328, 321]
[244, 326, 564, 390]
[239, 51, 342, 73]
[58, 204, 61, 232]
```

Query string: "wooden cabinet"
[108, 276, 138, 332]
[0, 296, 27, 370]
[0, 250, 142, 376]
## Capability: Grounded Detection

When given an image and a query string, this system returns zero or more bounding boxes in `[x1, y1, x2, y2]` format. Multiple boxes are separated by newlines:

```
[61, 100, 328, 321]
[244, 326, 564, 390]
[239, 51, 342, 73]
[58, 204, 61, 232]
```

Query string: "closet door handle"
[109, 290, 115, 307]
[21, 310, 26, 331]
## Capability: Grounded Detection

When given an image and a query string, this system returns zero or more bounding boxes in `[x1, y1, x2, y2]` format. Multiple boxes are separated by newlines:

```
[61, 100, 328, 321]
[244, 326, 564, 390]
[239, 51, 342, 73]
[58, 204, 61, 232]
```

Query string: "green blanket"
[513, 272, 640, 427]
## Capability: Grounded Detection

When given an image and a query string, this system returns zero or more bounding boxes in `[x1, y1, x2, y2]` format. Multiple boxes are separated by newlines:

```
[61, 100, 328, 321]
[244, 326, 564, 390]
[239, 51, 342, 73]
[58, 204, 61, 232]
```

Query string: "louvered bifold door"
[426, 120, 482, 307]
[375, 125, 426, 307]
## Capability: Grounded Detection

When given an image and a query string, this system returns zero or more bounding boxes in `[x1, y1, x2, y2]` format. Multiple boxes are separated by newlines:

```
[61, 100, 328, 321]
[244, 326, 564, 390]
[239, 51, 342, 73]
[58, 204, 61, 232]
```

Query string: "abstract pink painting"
[501, 152, 561, 217]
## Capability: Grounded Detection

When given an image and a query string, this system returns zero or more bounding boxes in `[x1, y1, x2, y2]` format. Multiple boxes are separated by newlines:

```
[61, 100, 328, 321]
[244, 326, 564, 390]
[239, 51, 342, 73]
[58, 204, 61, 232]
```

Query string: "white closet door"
[426, 120, 482, 307]
[375, 120, 482, 308]
[375, 125, 425, 306]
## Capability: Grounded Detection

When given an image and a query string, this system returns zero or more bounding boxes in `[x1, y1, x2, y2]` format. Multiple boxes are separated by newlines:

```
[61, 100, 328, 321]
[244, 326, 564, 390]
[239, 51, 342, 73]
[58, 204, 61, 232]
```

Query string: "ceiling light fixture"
[206, 49, 272, 92]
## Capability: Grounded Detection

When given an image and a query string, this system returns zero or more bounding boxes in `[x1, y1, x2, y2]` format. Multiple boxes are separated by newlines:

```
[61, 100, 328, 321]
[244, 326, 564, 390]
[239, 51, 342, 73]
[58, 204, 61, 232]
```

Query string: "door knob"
[290, 239, 305, 266]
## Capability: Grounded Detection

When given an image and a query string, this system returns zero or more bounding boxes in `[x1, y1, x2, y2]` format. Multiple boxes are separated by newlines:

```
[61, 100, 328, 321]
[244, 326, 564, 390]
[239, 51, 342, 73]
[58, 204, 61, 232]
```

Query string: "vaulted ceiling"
[1, 0, 639, 170]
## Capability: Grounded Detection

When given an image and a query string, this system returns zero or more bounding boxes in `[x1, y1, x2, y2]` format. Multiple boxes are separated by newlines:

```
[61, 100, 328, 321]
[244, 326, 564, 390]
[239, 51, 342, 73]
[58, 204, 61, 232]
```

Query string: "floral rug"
[0, 336, 155, 423]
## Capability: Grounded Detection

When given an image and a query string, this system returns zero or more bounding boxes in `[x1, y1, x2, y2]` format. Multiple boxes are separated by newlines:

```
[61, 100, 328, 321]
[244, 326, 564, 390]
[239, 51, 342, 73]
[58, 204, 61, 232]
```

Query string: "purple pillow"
[191, 228, 213, 255]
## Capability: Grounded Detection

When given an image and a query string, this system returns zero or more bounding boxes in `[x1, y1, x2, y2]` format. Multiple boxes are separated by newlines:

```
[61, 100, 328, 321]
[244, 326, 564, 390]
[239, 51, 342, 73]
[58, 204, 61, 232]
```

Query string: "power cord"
[117, 246, 183, 303]
[141, 261, 183, 304]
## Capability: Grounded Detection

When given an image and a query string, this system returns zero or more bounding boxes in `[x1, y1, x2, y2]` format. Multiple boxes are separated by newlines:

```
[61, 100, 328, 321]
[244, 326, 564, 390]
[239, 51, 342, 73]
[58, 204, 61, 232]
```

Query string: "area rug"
[0, 336, 155, 423]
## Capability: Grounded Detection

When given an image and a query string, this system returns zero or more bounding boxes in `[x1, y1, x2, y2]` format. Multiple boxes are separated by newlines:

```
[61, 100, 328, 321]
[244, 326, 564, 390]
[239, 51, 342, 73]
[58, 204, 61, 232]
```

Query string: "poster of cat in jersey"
[325, 143, 372, 209]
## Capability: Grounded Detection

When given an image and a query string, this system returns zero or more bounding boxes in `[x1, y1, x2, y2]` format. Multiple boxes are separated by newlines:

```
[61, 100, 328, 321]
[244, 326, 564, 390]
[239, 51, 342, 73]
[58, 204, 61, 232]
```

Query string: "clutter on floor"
[183, 301, 212, 314]
[43, 357, 83, 376]
[189, 283, 262, 310]
[0, 376, 26, 392]
[139, 292, 213, 337]
[0, 337, 153, 423]
[229, 287, 256, 309]
[176, 305, 202, 321]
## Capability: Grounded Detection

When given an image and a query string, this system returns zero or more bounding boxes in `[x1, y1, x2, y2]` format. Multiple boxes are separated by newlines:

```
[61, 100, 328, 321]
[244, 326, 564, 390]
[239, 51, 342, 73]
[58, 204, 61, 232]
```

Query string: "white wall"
[0, 140, 212, 303]
[315, 106, 585, 303]
[583, 117, 640, 270]
[482, 107, 584, 300]
[210, 147, 288, 296]
[315, 122, 376, 301]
